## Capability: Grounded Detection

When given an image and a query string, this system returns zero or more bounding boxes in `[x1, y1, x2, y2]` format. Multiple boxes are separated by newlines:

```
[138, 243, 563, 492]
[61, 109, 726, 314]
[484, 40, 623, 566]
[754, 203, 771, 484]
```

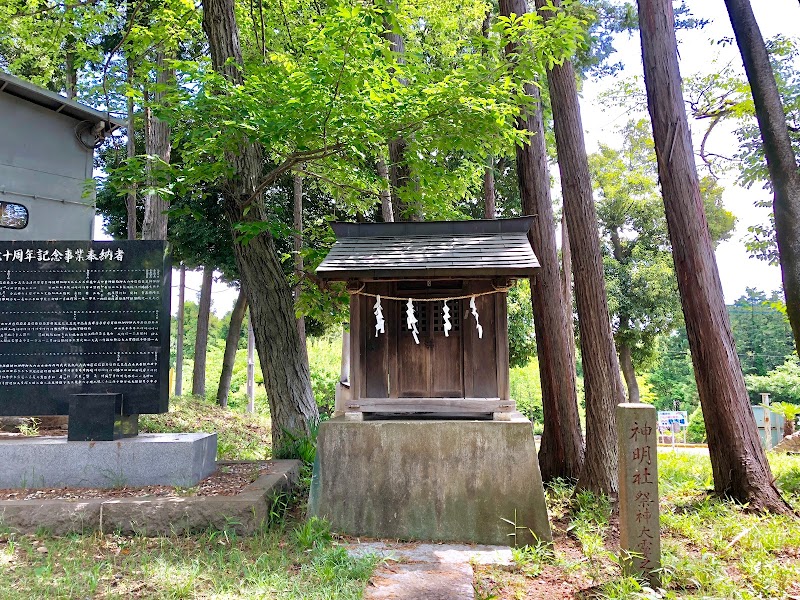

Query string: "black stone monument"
[0, 240, 171, 440]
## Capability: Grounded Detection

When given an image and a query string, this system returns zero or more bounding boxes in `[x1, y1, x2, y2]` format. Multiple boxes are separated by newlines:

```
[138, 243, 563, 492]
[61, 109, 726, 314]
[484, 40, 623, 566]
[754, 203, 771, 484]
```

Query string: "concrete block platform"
[0, 432, 217, 489]
[308, 416, 551, 546]
[0, 459, 301, 536]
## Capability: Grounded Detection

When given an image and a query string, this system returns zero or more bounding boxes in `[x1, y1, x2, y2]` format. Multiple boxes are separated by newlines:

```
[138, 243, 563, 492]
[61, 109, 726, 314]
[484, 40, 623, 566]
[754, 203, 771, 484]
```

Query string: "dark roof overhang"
[317, 217, 540, 281]
[0, 72, 125, 133]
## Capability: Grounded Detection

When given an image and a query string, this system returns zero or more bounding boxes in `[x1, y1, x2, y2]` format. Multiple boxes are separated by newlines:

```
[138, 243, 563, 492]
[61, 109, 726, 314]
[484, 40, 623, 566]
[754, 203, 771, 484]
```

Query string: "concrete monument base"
[308, 416, 551, 545]
[0, 433, 217, 489]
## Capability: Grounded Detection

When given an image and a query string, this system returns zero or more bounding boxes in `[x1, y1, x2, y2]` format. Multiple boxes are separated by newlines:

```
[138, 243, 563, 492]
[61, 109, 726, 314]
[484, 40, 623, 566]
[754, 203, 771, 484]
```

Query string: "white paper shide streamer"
[442, 300, 451, 337]
[373, 295, 385, 337]
[470, 296, 483, 339]
[406, 298, 419, 344]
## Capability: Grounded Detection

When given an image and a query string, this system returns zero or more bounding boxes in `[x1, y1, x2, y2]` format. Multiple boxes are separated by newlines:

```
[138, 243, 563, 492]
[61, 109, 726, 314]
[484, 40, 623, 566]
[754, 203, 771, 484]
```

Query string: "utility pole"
[175, 263, 185, 396]
[247, 314, 255, 414]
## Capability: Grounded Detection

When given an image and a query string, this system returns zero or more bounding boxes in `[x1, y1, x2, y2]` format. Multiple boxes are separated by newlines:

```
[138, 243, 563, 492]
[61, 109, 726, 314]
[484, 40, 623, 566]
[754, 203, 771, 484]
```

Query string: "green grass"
[477, 451, 800, 600]
[140, 394, 273, 460]
[174, 332, 343, 420]
[0, 524, 378, 600]
[584, 451, 800, 599]
[652, 451, 800, 600]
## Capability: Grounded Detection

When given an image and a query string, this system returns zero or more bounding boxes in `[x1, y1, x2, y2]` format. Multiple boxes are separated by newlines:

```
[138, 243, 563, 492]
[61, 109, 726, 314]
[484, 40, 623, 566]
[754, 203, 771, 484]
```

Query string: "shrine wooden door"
[394, 298, 464, 398]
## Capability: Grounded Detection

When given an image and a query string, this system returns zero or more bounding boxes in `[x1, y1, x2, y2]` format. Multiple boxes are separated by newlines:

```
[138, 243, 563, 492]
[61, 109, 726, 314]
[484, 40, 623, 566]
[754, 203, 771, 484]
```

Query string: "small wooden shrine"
[316, 217, 539, 419]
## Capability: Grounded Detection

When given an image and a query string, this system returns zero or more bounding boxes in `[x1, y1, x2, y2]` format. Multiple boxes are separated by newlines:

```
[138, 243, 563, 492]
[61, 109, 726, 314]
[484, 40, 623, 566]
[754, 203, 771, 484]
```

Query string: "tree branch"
[277, 0, 295, 53]
[295, 267, 329, 292]
[699, 114, 726, 177]
[244, 143, 347, 206]
[297, 168, 381, 197]
[322, 26, 357, 145]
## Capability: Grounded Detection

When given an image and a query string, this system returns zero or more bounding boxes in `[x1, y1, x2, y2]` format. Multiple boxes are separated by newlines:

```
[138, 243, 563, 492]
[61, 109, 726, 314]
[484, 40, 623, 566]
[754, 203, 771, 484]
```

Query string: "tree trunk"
[383, 4, 417, 220]
[618, 342, 640, 403]
[611, 228, 637, 403]
[534, 0, 624, 495]
[202, 0, 319, 452]
[175, 263, 185, 396]
[65, 34, 77, 100]
[216, 288, 247, 408]
[499, 0, 584, 482]
[376, 158, 394, 222]
[481, 14, 496, 222]
[229, 217, 318, 443]
[64, 1, 77, 99]
[483, 157, 496, 219]
[637, 0, 790, 512]
[293, 172, 307, 354]
[126, 57, 137, 240]
[388, 137, 413, 219]
[723, 0, 800, 360]
[481, 11, 497, 223]
[141, 50, 172, 241]
[192, 267, 214, 397]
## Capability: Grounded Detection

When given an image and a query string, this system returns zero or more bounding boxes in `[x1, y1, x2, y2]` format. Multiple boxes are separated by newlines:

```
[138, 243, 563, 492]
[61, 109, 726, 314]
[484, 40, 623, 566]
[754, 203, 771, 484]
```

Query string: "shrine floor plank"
[346, 397, 515, 414]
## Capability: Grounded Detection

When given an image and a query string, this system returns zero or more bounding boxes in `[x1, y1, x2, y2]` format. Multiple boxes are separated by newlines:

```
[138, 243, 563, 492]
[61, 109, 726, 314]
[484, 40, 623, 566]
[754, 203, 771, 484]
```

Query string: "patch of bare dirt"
[473, 534, 594, 600]
[0, 461, 275, 501]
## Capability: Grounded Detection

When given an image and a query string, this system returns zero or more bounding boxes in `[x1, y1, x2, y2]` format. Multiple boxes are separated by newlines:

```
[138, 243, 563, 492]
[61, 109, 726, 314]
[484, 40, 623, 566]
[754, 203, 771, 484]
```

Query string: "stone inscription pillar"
[617, 402, 660, 586]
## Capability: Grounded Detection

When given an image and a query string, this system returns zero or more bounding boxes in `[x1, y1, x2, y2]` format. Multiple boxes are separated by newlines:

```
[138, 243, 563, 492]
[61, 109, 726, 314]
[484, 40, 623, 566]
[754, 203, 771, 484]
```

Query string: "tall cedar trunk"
[293, 173, 307, 354]
[202, 0, 319, 451]
[126, 57, 137, 240]
[499, 0, 584, 482]
[723, 0, 800, 359]
[175, 263, 185, 395]
[618, 343, 640, 402]
[216, 289, 248, 407]
[376, 158, 395, 221]
[637, 0, 790, 512]
[192, 267, 214, 397]
[141, 50, 172, 241]
[483, 157, 496, 219]
[534, 0, 624, 495]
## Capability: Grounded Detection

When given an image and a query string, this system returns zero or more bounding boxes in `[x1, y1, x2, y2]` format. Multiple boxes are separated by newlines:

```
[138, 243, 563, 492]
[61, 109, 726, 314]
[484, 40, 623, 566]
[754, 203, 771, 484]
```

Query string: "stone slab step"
[348, 541, 513, 600]
[365, 562, 474, 600]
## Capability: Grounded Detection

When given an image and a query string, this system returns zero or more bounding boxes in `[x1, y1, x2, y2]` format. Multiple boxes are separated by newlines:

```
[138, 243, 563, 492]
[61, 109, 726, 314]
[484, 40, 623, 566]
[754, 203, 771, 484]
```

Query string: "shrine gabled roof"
[316, 217, 540, 280]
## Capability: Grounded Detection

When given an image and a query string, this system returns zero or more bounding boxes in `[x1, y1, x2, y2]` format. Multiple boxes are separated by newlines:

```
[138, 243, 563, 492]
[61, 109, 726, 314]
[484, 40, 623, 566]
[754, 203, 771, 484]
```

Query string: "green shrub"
[745, 355, 800, 404]
[307, 335, 342, 416]
[686, 405, 706, 443]
[510, 358, 543, 428]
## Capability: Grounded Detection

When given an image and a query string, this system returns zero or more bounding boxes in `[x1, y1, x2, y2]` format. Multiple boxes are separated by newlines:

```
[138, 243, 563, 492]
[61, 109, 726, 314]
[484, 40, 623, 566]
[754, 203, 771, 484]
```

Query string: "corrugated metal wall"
[752, 405, 786, 449]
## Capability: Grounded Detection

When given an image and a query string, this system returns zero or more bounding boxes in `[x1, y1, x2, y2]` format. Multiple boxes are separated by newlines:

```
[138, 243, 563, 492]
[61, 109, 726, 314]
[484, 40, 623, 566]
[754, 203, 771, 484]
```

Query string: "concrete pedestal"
[0, 433, 217, 489]
[309, 416, 551, 545]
